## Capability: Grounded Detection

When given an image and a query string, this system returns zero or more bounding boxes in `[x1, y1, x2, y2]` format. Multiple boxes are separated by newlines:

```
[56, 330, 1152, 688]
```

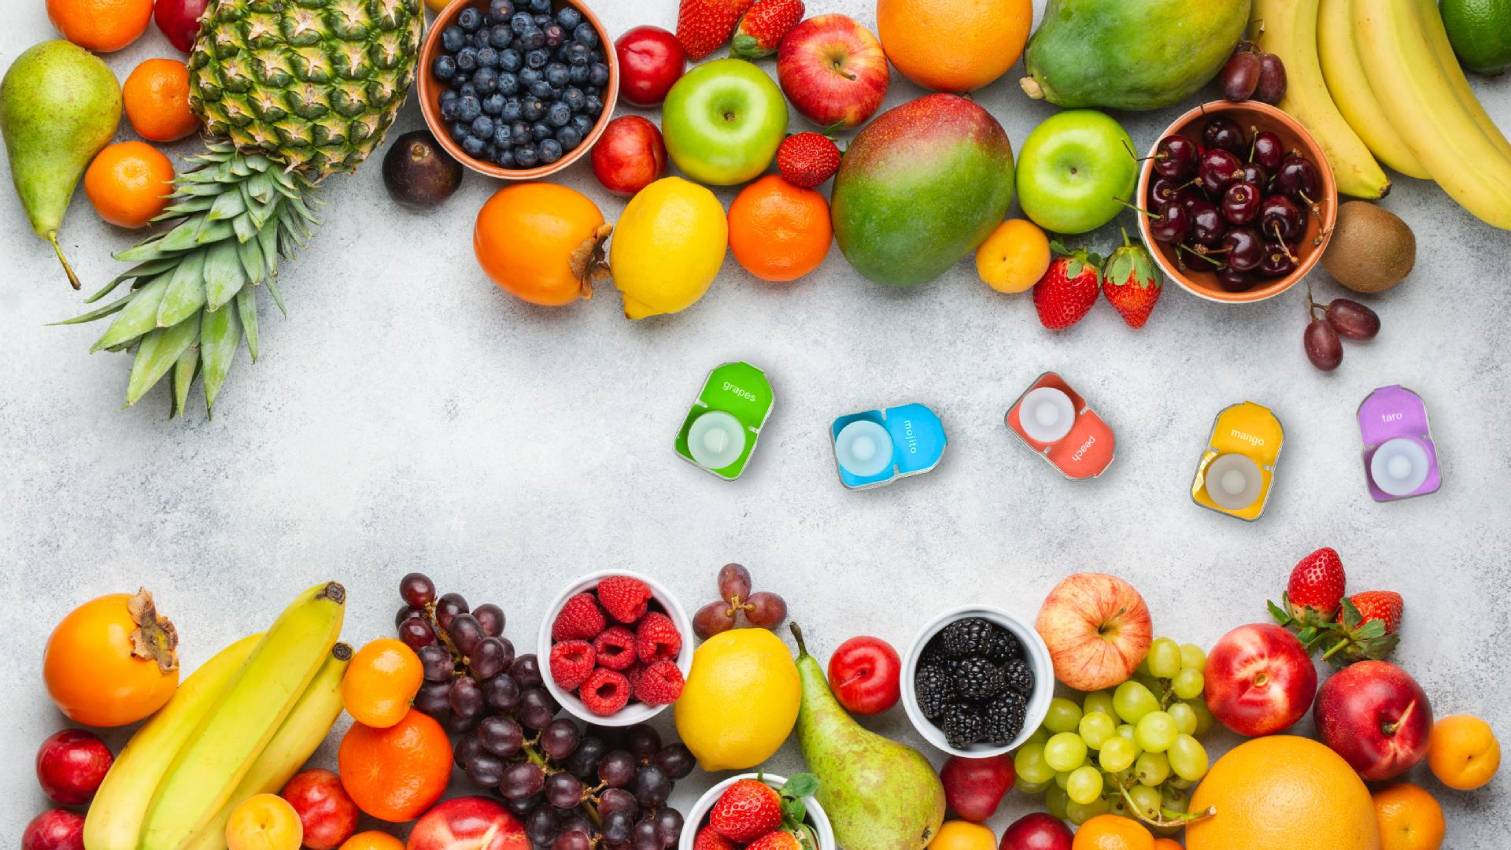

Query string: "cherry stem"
[1177, 244, 1226, 267]
[1116, 198, 1162, 220]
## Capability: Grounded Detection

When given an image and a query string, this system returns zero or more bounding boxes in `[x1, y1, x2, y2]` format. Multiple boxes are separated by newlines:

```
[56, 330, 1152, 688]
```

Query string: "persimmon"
[473, 184, 610, 307]
[44, 589, 179, 726]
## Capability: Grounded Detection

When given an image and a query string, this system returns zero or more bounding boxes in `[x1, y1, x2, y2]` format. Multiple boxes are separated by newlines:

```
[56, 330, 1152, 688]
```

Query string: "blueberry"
[510, 120, 531, 141]
[533, 11, 552, 25]
[499, 48, 522, 72]
[561, 86, 585, 112]
[491, 123, 513, 147]
[477, 46, 498, 68]
[456, 46, 478, 71]
[449, 121, 470, 142]
[471, 30, 493, 49]
[588, 62, 609, 87]
[472, 115, 496, 138]
[488, 24, 513, 49]
[545, 101, 572, 127]
[545, 63, 570, 87]
[519, 66, 542, 85]
[432, 54, 457, 81]
[569, 114, 592, 135]
[440, 96, 461, 121]
[584, 94, 603, 116]
[482, 92, 504, 114]
[488, 0, 515, 20]
[520, 28, 545, 50]
[515, 144, 539, 168]
[510, 12, 534, 33]
[573, 23, 598, 47]
[458, 95, 482, 122]
[555, 126, 581, 149]
[463, 136, 487, 158]
[458, 82, 477, 98]
[531, 121, 552, 141]
[564, 43, 591, 66]
[440, 88, 459, 106]
[526, 48, 548, 69]
[501, 99, 524, 121]
[529, 0, 550, 12]
[495, 147, 516, 168]
[474, 67, 498, 93]
[458, 7, 483, 31]
[529, 80, 553, 99]
[497, 72, 519, 95]
[539, 139, 563, 164]
[441, 25, 467, 52]
[556, 7, 582, 29]
[544, 23, 565, 48]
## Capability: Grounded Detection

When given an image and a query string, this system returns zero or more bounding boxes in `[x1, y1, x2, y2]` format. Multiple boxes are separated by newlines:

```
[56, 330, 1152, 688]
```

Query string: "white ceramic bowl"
[678, 773, 835, 850]
[900, 605, 1054, 757]
[538, 569, 694, 727]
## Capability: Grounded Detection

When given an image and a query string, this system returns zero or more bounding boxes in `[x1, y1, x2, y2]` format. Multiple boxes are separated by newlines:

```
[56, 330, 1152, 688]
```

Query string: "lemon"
[674, 628, 799, 771]
[609, 177, 728, 319]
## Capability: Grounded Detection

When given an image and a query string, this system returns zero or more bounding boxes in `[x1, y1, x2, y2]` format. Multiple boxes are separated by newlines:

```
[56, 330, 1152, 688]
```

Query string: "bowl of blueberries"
[420, 0, 618, 178]
[1136, 99, 1338, 303]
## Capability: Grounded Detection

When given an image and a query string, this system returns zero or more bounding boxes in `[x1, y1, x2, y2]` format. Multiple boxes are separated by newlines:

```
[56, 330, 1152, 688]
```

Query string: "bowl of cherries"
[1136, 100, 1337, 303]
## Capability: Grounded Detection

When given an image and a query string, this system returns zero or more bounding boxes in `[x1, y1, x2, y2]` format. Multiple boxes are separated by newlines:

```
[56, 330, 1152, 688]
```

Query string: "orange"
[338, 709, 451, 822]
[1186, 736, 1380, 850]
[226, 793, 303, 850]
[928, 821, 996, 850]
[124, 59, 200, 143]
[341, 638, 424, 729]
[47, 0, 153, 52]
[728, 174, 831, 283]
[1151, 841, 1182, 850]
[43, 590, 180, 727]
[474, 183, 609, 306]
[876, 0, 1032, 92]
[1428, 714, 1500, 790]
[340, 832, 405, 850]
[976, 218, 1051, 294]
[85, 141, 175, 229]
[1373, 784, 1445, 850]
[1072, 815, 1153, 850]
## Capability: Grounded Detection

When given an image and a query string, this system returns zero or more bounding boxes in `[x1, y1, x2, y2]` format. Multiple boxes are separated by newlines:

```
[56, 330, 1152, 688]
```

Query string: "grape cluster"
[691, 564, 788, 639]
[1013, 637, 1214, 830]
[395, 573, 695, 850]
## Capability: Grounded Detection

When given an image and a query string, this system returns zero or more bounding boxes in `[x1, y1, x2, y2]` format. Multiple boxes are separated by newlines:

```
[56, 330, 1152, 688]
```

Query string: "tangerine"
[124, 59, 200, 143]
[47, 0, 153, 52]
[1151, 841, 1183, 850]
[340, 832, 405, 850]
[727, 175, 831, 283]
[876, 0, 1032, 92]
[84, 141, 174, 229]
[1373, 784, 1445, 850]
[1071, 815, 1153, 850]
[474, 183, 610, 307]
[341, 639, 423, 729]
[338, 709, 451, 822]
[1428, 714, 1500, 790]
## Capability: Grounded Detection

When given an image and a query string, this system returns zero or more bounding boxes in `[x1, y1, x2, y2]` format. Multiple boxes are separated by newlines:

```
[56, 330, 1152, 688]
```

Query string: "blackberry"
[1002, 658, 1035, 695]
[982, 692, 1028, 745]
[953, 657, 1005, 700]
[914, 664, 955, 721]
[939, 617, 996, 658]
[983, 629, 1022, 663]
[942, 704, 985, 749]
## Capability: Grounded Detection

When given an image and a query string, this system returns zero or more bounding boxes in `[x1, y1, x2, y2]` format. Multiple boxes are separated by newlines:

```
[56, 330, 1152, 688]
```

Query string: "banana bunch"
[85, 582, 350, 850]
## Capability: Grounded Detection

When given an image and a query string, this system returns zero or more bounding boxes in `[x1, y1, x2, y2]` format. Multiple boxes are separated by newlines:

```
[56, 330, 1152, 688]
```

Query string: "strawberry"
[579, 668, 632, 716]
[596, 575, 652, 623]
[709, 779, 783, 842]
[1320, 591, 1404, 667]
[1100, 229, 1162, 328]
[635, 611, 683, 664]
[730, 0, 804, 59]
[592, 626, 638, 671]
[1274, 547, 1347, 630]
[776, 132, 841, 189]
[677, 0, 755, 60]
[694, 827, 736, 850]
[747, 834, 802, 850]
[1032, 242, 1102, 331]
[548, 640, 596, 691]
[551, 592, 606, 641]
[631, 659, 685, 705]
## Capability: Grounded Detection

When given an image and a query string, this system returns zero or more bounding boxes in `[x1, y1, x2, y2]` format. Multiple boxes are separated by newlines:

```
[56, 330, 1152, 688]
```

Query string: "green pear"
[1, 40, 122, 289]
[790, 624, 944, 850]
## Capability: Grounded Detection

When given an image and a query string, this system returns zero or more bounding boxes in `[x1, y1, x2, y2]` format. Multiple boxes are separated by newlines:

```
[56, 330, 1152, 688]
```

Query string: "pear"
[0, 40, 122, 289]
[790, 624, 944, 850]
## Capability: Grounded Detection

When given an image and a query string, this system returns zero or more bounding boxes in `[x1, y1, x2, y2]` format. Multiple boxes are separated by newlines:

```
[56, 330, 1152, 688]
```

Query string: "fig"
[383, 130, 463, 209]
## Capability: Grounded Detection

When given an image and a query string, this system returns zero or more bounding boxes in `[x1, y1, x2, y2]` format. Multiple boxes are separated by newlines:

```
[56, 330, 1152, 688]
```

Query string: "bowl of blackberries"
[901, 607, 1053, 758]
[1136, 100, 1338, 303]
[419, 0, 618, 179]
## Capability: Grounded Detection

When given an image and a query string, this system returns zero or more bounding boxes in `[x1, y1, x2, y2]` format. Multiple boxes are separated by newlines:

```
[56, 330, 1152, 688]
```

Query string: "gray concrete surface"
[3, 0, 1510, 845]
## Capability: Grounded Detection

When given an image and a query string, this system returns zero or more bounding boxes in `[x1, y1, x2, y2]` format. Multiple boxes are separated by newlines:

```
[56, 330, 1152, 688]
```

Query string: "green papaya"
[1020, 0, 1252, 111]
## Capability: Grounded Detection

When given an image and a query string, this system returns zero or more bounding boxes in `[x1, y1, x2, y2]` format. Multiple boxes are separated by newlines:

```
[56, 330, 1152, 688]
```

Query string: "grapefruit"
[876, 0, 1032, 92]
[1187, 736, 1380, 850]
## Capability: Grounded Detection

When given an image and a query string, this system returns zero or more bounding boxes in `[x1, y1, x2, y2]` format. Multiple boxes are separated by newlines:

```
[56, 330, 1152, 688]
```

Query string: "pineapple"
[63, 0, 422, 415]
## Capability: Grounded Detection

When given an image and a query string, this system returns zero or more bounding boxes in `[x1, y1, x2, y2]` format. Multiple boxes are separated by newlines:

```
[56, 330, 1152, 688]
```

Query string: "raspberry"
[636, 611, 683, 664]
[596, 576, 652, 623]
[632, 659, 685, 706]
[548, 640, 596, 691]
[552, 592, 606, 641]
[593, 626, 637, 671]
[694, 827, 736, 850]
[579, 668, 631, 716]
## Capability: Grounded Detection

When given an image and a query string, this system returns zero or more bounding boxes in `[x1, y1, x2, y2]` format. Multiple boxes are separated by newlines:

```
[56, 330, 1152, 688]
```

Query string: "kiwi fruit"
[1322, 201, 1415, 293]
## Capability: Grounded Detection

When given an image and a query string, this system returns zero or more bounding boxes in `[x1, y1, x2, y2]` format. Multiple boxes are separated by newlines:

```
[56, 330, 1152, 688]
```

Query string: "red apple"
[1205, 623, 1318, 737]
[23, 810, 84, 850]
[154, 0, 209, 53]
[827, 635, 901, 715]
[776, 14, 890, 129]
[1314, 660, 1433, 781]
[408, 797, 528, 850]
[616, 26, 686, 107]
[940, 755, 1014, 822]
[1034, 573, 1152, 691]
[999, 813, 1072, 850]
[36, 729, 112, 806]
[281, 769, 358, 850]
[591, 116, 667, 196]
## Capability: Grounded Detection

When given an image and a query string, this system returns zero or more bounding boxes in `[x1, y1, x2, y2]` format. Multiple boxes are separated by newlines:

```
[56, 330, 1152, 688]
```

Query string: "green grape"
[1065, 765, 1104, 805]
[1116, 723, 1137, 742]
[1025, 725, 1050, 746]
[1179, 643, 1206, 671]
[1082, 690, 1116, 718]
[1172, 667, 1205, 700]
[1168, 734, 1209, 782]
[1044, 698, 1084, 734]
[1054, 770, 1072, 790]
[1113, 680, 1160, 723]
[1014, 741, 1056, 785]
[1065, 796, 1110, 826]
[1167, 702, 1198, 736]
[1165, 776, 1194, 792]
[1147, 638, 1182, 679]
[1135, 711, 1179, 753]
[1162, 785, 1191, 813]
[1134, 751, 1170, 786]
[1106, 766, 1135, 787]
[1016, 778, 1051, 795]
[1128, 783, 1162, 818]
[1078, 711, 1117, 749]
[1097, 735, 1138, 773]
[1044, 732, 1088, 773]
[1184, 698, 1216, 736]
[1044, 784, 1070, 820]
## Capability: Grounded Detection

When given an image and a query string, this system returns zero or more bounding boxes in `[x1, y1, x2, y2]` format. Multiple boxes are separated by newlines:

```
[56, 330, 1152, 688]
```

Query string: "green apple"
[662, 58, 788, 186]
[1016, 110, 1138, 234]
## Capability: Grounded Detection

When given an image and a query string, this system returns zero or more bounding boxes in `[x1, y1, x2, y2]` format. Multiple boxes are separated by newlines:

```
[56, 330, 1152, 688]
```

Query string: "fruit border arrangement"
[20, 556, 1503, 850]
[3, 0, 1507, 415]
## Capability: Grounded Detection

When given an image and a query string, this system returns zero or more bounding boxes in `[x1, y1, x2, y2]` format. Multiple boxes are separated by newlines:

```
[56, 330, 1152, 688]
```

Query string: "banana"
[139, 582, 347, 850]
[1316, 0, 1431, 178]
[184, 643, 353, 850]
[83, 634, 261, 850]
[1352, 0, 1511, 229]
[1415, 0, 1511, 163]
[1254, 0, 1391, 198]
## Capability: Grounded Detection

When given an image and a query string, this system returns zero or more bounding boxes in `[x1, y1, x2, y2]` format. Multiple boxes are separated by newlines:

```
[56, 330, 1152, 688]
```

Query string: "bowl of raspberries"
[542, 571, 693, 724]
[680, 773, 833, 850]
[901, 607, 1053, 757]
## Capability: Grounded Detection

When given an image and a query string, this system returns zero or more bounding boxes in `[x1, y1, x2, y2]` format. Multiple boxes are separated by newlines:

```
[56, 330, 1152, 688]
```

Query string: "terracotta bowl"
[1137, 100, 1338, 304]
[419, 0, 619, 179]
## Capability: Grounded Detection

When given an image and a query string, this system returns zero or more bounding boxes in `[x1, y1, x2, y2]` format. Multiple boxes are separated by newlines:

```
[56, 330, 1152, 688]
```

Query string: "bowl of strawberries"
[540, 570, 694, 725]
[680, 774, 834, 850]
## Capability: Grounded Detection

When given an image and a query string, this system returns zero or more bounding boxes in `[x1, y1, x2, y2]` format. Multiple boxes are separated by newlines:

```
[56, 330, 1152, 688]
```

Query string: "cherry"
[1239, 162, 1268, 186]
[1222, 227, 1264, 272]
[1215, 267, 1254, 292]
[1250, 130, 1285, 170]
[1221, 181, 1262, 225]
[1260, 194, 1306, 243]
[1148, 200, 1192, 244]
[1259, 244, 1297, 277]
[1176, 185, 1208, 211]
[1203, 117, 1247, 154]
[1149, 176, 1184, 206]
[1199, 148, 1245, 195]
[1189, 199, 1227, 246]
[1153, 135, 1200, 180]
[1274, 155, 1321, 206]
